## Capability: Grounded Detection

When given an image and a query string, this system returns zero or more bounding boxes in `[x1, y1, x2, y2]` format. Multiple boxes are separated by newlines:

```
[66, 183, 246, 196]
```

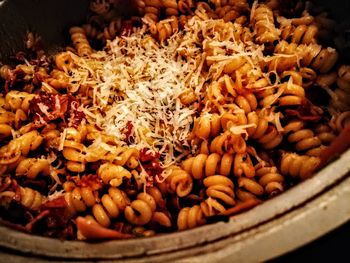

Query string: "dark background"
[271, 220, 350, 262]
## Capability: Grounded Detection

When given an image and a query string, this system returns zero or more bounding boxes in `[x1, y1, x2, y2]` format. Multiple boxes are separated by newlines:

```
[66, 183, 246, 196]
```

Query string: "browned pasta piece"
[62, 127, 87, 173]
[85, 140, 139, 168]
[132, 226, 156, 237]
[162, 0, 179, 16]
[212, 0, 249, 23]
[92, 187, 130, 227]
[0, 185, 45, 211]
[238, 177, 263, 196]
[178, 0, 194, 14]
[236, 188, 259, 202]
[64, 182, 99, 216]
[82, 24, 101, 40]
[150, 211, 172, 228]
[4, 91, 35, 114]
[46, 69, 71, 90]
[258, 79, 306, 107]
[279, 14, 318, 45]
[330, 111, 350, 133]
[0, 65, 11, 80]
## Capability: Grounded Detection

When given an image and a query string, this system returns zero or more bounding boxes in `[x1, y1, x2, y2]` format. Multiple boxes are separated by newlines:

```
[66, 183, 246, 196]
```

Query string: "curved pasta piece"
[164, 165, 193, 197]
[280, 152, 320, 180]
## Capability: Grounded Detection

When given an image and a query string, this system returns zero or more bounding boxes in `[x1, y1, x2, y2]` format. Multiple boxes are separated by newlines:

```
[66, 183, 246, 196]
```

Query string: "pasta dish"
[0, 0, 349, 240]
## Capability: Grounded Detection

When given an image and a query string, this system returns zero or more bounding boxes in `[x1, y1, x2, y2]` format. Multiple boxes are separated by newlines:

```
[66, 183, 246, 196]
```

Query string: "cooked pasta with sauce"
[0, 0, 349, 240]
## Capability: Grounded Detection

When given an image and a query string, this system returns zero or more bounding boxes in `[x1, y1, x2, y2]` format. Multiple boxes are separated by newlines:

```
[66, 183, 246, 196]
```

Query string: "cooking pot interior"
[0, 0, 350, 261]
[0, 0, 349, 63]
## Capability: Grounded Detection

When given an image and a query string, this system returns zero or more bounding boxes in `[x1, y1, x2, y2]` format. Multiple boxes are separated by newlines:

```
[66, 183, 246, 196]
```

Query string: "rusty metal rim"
[0, 149, 349, 260]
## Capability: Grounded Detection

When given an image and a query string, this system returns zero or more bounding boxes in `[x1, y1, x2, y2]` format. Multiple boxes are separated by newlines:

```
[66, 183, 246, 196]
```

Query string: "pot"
[0, 0, 350, 262]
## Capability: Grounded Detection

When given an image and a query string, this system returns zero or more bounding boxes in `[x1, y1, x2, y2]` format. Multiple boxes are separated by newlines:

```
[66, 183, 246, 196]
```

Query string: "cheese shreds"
[47, 190, 64, 201]
[58, 128, 67, 151]
[69, 27, 202, 165]
[274, 112, 284, 132]
[229, 123, 257, 137]
[37, 103, 54, 119]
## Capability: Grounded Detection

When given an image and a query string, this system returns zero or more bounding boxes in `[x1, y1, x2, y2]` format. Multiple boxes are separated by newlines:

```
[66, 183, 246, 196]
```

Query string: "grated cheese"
[229, 123, 257, 137]
[68, 28, 202, 165]
[37, 103, 54, 119]
[58, 128, 67, 151]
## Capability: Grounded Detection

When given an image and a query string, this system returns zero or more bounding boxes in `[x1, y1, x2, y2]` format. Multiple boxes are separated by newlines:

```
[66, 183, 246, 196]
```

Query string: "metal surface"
[1, 0, 350, 262]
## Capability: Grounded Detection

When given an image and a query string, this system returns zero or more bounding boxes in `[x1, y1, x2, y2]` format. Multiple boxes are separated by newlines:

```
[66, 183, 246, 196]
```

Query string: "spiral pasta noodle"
[280, 152, 320, 180]
[0, 131, 43, 165]
[100, 18, 123, 41]
[19, 186, 45, 210]
[0, 184, 45, 211]
[204, 175, 235, 207]
[177, 205, 205, 230]
[93, 187, 131, 227]
[328, 65, 350, 112]
[284, 120, 322, 153]
[90, 0, 112, 15]
[164, 165, 193, 197]
[246, 110, 283, 149]
[15, 158, 50, 179]
[124, 192, 157, 226]
[274, 40, 338, 73]
[97, 163, 132, 187]
[251, 3, 280, 44]
[182, 152, 254, 179]
[280, 22, 318, 45]
[64, 182, 100, 216]
[62, 127, 87, 173]
[69, 27, 93, 57]
[255, 162, 283, 196]
[143, 0, 163, 22]
[149, 16, 179, 42]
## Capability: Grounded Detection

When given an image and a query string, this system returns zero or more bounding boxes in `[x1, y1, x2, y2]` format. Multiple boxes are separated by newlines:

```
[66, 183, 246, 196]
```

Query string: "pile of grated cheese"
[68, 27, 204, 165]
[66, 15, 286, 166]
